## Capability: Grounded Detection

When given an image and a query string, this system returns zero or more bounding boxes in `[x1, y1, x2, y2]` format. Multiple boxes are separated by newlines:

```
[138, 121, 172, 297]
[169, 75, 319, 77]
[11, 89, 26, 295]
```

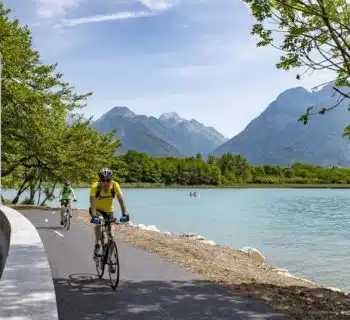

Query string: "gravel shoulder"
[73, 209, 350, 320]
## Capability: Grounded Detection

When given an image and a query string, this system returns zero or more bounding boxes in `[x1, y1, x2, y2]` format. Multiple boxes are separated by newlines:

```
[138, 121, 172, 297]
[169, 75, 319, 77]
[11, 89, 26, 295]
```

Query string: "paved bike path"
[21, 209, 287, 320]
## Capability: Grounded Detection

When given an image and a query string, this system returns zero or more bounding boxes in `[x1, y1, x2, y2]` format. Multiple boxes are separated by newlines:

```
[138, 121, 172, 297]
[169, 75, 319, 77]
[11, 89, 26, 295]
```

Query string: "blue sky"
[4, 0, 333, 137]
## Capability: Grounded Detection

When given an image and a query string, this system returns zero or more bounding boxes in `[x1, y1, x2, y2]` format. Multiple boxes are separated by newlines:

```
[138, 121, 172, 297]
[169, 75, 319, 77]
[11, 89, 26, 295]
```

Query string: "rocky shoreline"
[72, 209, 350, 320]
[123, 221, 340, 291]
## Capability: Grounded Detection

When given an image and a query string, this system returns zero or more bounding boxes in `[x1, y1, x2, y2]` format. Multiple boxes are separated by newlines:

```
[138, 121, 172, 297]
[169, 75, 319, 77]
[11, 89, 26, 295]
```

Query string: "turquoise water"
[3, 187, 350, 291]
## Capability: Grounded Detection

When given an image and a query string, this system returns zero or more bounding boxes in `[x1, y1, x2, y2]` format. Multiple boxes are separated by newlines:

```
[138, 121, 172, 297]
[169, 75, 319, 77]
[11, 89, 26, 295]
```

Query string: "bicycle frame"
[61, 200, 71, 213]
[100, 218, 118, 244]
[61, 200, 72, 230]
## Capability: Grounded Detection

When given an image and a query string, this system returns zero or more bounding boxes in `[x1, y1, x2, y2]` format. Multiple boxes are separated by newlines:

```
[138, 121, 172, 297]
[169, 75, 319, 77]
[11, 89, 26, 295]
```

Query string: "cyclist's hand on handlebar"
[119, 213, 130, 223]
[90, 216, 101, 224]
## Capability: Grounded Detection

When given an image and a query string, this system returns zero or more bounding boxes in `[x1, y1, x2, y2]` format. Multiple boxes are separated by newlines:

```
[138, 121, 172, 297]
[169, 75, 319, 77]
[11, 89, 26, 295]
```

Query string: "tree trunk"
[11, 179, 30, 204]
[29, 183, 35, 203]
[36, 178, 43, 205]
[40, 182, 57, 206]
[37, 187, 42, 205]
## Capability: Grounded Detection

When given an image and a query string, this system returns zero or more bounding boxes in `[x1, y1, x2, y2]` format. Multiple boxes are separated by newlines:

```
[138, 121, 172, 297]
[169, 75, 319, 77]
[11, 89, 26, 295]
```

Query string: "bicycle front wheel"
[95, 241, 107, 278]
[62, 210, 68, 229]
[95, 255, 105, 278]
[65, 210, 71, 230]
[107, 240, 120, 290]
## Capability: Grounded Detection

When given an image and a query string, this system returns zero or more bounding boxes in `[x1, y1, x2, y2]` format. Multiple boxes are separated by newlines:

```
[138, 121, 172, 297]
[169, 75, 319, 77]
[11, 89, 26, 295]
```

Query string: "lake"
[3, 187, 350, 291]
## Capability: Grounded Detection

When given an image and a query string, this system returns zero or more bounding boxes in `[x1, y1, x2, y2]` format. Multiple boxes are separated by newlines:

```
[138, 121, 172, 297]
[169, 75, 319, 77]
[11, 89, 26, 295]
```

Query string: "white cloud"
[60, 10, 154, 27]
[36, 0, 82, 18]
[138, 0, 178, 11]
[55, 0, 178, 27]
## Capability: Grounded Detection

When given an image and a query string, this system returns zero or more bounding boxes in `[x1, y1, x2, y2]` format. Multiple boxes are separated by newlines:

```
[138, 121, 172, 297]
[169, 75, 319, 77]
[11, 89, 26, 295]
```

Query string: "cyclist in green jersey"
[59, 180, 77, 225]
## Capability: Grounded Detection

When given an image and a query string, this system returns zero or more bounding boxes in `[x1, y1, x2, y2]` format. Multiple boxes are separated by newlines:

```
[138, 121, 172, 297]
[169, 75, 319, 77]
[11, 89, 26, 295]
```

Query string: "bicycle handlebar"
[90, 215, 129, 225]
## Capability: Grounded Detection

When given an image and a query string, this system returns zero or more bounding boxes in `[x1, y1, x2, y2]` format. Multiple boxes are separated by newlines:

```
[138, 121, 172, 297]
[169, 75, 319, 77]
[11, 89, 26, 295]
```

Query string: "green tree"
[216, 154, 251, 183]
[0, 3, 121, 204]
[1, 3, 91, 179]
[207, 155, 216, 165]
[243, 0, 350, 125]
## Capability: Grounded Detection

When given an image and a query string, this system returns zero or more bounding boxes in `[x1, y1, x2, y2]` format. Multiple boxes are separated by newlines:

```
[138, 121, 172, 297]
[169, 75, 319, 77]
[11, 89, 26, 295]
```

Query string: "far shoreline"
[73, 183, 350, 189]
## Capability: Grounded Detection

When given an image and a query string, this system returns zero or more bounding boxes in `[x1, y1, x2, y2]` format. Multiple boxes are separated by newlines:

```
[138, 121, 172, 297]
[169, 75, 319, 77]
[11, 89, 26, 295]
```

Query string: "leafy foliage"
[0, 3, 120, 205]
[110, 151, 350, 186]
[243, 0, 350, 124]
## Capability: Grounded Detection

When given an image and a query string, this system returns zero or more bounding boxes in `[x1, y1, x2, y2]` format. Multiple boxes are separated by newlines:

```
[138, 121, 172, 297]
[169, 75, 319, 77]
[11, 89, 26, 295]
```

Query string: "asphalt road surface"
[21, 209, 287, 320]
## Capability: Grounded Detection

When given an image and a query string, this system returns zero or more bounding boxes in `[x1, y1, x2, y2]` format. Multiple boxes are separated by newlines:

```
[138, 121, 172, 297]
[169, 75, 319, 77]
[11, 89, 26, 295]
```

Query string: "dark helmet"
[64, 180, 71, 186]
[98, 167, 112, 181]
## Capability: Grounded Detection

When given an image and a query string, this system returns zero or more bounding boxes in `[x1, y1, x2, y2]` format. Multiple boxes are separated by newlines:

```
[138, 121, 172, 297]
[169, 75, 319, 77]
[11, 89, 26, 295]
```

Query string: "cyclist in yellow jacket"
[89, 168, 129, 257]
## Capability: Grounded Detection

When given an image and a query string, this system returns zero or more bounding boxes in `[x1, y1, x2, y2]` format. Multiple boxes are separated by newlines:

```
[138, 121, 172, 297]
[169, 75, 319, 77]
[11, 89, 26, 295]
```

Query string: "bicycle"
[92, 216, 121, 290]
[60, 199, 77, 230]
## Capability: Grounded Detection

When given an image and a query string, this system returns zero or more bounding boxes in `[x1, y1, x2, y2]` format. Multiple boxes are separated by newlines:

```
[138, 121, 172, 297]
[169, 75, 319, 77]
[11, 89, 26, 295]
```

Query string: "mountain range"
[213, 83, 350, 166]
[85, 83, 350, 166]
[91, 107, 228, 156]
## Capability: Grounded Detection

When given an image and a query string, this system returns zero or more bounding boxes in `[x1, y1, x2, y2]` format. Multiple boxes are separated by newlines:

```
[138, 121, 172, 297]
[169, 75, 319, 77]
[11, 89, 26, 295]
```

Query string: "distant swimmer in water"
[190, 192, 198, 197]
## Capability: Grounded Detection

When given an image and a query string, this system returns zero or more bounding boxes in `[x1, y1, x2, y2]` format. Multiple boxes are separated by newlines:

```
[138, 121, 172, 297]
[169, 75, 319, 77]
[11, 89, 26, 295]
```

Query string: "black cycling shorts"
[89, 207, 115, 222]
[61, 199, 71, 206]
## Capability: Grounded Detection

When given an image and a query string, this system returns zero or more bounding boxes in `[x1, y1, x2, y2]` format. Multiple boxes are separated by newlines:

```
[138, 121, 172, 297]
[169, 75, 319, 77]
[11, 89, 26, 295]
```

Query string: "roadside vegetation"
[1, 3, 119, 205]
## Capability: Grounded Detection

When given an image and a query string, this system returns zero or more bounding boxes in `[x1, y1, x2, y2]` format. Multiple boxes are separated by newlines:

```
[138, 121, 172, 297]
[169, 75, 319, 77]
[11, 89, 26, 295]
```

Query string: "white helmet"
[98, 167, 112, 181]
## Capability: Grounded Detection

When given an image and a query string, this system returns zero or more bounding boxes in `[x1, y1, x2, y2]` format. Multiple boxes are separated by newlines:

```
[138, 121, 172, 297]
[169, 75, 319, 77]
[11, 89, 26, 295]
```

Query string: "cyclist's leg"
[104, 213, 116, 239]
[67, 200, 72, 217]
[89, 207, 101, 246]
[60, 200, 66, 225]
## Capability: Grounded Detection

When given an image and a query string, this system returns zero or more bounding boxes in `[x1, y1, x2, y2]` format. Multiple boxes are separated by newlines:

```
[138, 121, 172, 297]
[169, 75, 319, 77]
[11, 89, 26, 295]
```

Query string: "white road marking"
[54, 231, 64, 237]
[45, 218, 48, 223]
[52, 211, 56, 215]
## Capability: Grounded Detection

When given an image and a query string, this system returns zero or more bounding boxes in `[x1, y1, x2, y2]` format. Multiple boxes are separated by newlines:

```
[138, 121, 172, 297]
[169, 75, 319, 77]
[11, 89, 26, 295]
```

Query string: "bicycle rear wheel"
[107, 240, 120, 290]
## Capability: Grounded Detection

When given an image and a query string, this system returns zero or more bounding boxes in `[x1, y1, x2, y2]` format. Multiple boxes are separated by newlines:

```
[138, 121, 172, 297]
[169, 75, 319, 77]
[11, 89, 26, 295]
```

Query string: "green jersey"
[60, 186, 75, 200]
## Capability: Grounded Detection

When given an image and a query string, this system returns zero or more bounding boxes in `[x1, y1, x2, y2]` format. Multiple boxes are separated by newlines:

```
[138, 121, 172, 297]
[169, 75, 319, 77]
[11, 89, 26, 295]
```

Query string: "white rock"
[327, 287, 343, 293]
[239, 246, 266, 264]
[143, 225, 160, 232]
[192, 235, 207, 241]
[273, 268, 289, 273]
[277, 270, 292, 277]
[201, 240, 216, 246]
[275, 270, 316, 285]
